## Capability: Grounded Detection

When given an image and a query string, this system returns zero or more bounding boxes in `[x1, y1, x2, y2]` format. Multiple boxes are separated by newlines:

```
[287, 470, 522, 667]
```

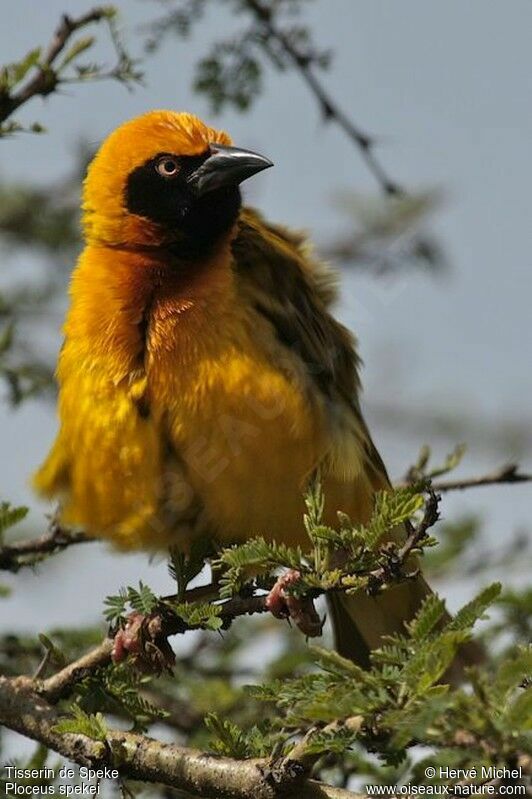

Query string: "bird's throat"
[69, 240, 236, 389]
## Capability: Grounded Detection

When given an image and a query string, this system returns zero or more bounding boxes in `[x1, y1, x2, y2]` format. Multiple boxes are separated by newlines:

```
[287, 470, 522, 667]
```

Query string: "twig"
[244, 0, 402, 195]
[37, 490, 441, 701]
[39, 638, 114, 703]
[270, 716, 364, 788]
[367, 489, 440, 593]
[0, 675, 359, 799]
[39, 591, 271, 700]
[3, 462, 528, 572]
[0, 518, 92, 572]
[431, 463, 532, 493]
[0, 7, 137, 124]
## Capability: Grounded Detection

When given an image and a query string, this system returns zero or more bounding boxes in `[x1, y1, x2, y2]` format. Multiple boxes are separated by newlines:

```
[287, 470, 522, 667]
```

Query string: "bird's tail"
[327, 575, 484, 679]
[327, 575, 433, 666]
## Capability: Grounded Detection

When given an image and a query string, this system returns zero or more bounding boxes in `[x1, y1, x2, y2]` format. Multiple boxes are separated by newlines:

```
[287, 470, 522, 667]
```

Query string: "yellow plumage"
[34, 110, 433, 665]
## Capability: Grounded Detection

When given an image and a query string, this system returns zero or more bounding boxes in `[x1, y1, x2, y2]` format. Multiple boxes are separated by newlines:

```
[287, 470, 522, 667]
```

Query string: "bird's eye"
[155, 157, 180, 178]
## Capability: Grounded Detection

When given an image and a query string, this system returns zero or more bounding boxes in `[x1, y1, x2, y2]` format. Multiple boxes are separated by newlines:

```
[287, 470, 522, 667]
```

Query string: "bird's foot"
[112, 611, 175, 672]
[265, 569, 324, 638]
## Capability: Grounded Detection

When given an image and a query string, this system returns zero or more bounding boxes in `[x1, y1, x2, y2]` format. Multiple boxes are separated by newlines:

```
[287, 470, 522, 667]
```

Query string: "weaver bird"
[35, 110, 434, 665]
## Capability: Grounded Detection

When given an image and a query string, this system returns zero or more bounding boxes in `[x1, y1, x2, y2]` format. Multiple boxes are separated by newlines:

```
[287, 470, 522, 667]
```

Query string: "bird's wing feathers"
[233, 207, 390, 487]
[232, 210, 431, 668]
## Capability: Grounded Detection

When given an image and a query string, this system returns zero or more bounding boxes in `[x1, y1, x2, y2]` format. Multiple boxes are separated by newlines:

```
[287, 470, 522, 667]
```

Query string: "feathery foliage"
[0, 502, 28, 538]
[52, 705, 108, 742]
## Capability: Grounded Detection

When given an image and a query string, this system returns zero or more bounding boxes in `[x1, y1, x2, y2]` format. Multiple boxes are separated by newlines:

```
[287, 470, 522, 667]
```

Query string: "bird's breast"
[144, 295, 328, 544]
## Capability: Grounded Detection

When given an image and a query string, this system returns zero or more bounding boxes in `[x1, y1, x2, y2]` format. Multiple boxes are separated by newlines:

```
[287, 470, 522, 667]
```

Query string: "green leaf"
[494, 647, 532, 696]
[386, 688, 450, 750]
[103, 588, 128, 624]
[447, 583, 501, 632]
[303, 476, 325, 540]
[126, 581, 158, 615]
[38, 634, 66, 668]
[216, 536, 304, 597]
[169, 600, 223, 631]
[303, 725, 358, 756]
[0, 502, 28, 537]
[0, 48, 41, 91]
[79, 661, 168, 730]
[104, 582, 158, 623]
[0, 322, 14, 355]
[429, 443, 467, 478]
[100, 5, 118, 20]
[503, 686, 532, 731]
[403, 631, 470, 694]
[59, 37, 95, 70]
[204, 712, 250, 758]
[168, 537, 212, 599]
[53, 705, 107, 742]
[406, 594, 447, 641]
[414, 445, 431, 474]
[359, 488, 425, 550]
[310, 645, 367, 680]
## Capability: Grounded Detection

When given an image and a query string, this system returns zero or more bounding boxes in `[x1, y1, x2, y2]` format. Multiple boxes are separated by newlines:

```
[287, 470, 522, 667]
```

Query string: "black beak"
[187, 143, 273, 196]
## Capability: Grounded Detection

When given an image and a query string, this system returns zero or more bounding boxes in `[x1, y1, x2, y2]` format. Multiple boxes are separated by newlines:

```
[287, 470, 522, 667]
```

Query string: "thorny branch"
[272, 716, 364, 788]
[0, 516, 91, 571]
[244, 0, 402, 195]
[0, 484, 527, 795]
[32, 492, 441, 701]
[0, 6, 139, 125]
[366, 488, 440, 593]
[430, 463, 532, 493]
[0, 675, 359, 799]
[37, 591, 273, 702]
[1, 464, 529, 571]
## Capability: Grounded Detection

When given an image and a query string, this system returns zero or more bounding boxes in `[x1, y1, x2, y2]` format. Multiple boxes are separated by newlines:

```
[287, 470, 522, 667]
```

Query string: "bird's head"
[82, 110, 272, 258]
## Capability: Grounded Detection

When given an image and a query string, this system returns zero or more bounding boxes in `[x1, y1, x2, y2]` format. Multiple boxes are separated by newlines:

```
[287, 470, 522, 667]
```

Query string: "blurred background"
[1, 0, 530, 636]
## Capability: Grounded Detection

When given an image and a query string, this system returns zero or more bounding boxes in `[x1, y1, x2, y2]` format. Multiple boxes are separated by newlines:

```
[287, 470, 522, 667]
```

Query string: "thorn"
[384, 181, 403, 196]
[357, 134, 373, 150]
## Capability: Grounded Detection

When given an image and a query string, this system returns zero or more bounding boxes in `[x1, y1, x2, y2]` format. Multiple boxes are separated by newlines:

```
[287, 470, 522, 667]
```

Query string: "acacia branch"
[0, 675, 359, 799]
[0, 7, 139, 125]
[366, 488, 440, 593]
[38, 592, 272, 702]
[430, 463, 532, 493]
[38, 491, 441, 703]
[2, 460, 529, 571]
[271, 716, 364, 789]
[244, 0, 402, 195]
[0, 518, 92, 572]
[39, 638, 114, 703]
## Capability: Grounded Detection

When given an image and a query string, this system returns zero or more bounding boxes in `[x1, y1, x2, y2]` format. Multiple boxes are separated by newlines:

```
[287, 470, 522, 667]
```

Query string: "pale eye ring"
[155, 156, 180, 178]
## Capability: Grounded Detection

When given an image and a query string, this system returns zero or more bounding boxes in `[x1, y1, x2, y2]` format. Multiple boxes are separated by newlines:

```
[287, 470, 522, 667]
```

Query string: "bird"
[34, 109, 434, 666]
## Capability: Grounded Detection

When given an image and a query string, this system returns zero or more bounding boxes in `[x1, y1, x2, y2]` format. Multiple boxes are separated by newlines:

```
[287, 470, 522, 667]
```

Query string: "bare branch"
[244, 0, 402, 195]
[0, 675, 360, 799]
[431, 463, 532, 493]
[0, 517, 92, 572]
[0, 7, 140, 126]
[39, 638, 114, 703]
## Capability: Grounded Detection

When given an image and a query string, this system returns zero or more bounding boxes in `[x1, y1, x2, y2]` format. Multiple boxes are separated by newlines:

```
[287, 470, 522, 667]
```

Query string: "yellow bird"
[35, 110, 431, 664]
